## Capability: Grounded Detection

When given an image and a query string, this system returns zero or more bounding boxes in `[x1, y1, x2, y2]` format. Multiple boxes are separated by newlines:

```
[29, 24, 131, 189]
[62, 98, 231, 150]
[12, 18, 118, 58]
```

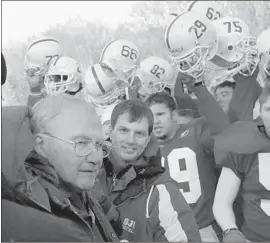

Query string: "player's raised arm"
[228, 66, 261, 122]
[213, 165, 247, 242]
[24, 37, 64, 108]
[212, 153, 242, 231]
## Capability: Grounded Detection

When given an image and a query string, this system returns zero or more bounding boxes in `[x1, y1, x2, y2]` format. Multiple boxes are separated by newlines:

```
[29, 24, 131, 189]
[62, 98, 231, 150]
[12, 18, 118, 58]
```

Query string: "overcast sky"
[2, 1, 138, 47]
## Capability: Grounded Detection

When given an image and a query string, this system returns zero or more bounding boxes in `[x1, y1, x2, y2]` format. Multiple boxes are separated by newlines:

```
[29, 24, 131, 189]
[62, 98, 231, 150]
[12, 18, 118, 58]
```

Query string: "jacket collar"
[101, 136, 165, 203]
[25, 150, 76, 202]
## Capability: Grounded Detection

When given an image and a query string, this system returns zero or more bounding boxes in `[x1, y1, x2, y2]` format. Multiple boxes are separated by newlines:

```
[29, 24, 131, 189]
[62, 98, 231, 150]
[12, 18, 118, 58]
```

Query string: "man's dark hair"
[163, 87, 171, 96]
[111, 100, 154, 135]
[145, 92, 177, 112]
[2, 52, 7, 86]
[214, 81, 236, 93]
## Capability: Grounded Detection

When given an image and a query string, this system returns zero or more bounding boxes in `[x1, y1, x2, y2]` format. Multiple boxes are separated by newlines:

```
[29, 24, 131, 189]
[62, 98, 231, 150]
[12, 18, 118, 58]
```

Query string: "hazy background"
[2, 1, 270, 105]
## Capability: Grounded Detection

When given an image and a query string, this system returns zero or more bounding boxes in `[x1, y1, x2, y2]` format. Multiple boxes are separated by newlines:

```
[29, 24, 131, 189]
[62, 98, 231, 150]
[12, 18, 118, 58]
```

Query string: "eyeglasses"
[45, 134, 112, 157]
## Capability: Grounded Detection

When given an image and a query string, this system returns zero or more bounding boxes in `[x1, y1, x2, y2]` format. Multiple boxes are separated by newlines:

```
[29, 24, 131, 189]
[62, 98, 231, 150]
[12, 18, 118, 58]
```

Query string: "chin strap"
[65, 83, 83, 96]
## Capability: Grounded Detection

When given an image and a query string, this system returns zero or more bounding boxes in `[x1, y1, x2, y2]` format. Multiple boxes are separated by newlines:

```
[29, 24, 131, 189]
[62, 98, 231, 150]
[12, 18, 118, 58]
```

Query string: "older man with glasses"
[10, 93, 120, 241]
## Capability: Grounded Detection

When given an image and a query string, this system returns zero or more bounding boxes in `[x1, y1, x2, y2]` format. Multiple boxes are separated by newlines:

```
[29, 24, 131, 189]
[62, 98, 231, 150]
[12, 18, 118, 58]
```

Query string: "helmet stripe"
[187, 0, 199, 11]
[99, 39, 118, 63]
[91, 65, 106, 94]
[28, 38, 59, 51]
[165, 13, 184, 50]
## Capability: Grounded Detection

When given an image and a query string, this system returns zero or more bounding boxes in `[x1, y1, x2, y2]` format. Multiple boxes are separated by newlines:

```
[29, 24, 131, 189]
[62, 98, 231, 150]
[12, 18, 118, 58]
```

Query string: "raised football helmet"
[257, 28, 270, 76]
[164, 13, 178, 29]
[44, 56, 82, 95]
[210, 17, 259, 76]
[25, 36, 64, 78]
[83, 63, 121, 107]
[99, 39, 140, 84]
[165, 11, 218, 80]
[187, 1, 224, 21]
[136, 56, 175, 95]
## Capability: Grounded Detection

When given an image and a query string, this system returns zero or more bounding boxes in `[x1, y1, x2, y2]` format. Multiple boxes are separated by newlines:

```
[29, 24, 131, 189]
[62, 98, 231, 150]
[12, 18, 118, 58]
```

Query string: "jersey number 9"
[162, 147, 202, 204]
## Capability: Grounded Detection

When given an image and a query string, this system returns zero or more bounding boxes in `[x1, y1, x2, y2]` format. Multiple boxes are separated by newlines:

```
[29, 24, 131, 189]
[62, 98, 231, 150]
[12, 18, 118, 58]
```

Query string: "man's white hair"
[30, 93, 97, 134]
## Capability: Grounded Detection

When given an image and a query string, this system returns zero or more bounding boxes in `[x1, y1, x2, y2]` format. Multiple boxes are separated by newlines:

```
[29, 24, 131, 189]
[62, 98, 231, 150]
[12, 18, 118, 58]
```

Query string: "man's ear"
[109, 124, 114, 141]
[172, 109, 179, 122]
[34, 134, 47, 158]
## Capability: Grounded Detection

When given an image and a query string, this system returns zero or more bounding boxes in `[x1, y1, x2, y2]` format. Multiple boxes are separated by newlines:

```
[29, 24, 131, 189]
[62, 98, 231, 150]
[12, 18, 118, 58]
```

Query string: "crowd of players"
[2, 1, 270, 242]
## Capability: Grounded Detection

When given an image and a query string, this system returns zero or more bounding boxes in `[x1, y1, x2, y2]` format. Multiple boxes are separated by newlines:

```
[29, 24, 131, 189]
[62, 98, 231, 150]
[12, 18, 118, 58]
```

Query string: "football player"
[44, 56, 84, 97]
[187, 0, 224, 21]
[99, 39, 141, 99]
[135, 56, 175, 101]
[83, 63, 122, 118]
[136, 56, 200, 124]
[24, 36, 64, 108]
[210, 16, 259, 78]
[146, 81, 230, 241]
[213, 84, 270, 242]
[165, 10, 218, 83]
[209, 17, 261, 122]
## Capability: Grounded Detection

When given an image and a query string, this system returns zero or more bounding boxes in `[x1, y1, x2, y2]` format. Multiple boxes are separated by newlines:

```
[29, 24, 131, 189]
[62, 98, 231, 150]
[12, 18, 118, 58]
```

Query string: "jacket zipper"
[64, 198, 97, 242]
[116, 179, 148, 207]
[110, 174, 117, 192]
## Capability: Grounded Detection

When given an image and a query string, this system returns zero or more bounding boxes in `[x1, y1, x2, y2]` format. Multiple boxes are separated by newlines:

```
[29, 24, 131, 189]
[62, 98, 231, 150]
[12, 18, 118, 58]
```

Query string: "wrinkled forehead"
[50, 102, 102, 140]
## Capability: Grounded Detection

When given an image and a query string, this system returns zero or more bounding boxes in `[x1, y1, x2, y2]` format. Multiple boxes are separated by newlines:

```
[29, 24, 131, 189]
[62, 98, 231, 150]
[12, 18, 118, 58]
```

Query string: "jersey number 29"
[162, 147, 202, 204]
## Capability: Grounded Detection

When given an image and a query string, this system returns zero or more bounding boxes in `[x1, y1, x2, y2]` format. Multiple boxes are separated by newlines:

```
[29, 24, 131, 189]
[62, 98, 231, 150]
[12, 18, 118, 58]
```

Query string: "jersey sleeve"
[193, 85, 230, 136]
[221, 152, 252, 180]
[173, 72, 185, 98]
[229, 67, 262, 122]
[148, 182, 201, 242]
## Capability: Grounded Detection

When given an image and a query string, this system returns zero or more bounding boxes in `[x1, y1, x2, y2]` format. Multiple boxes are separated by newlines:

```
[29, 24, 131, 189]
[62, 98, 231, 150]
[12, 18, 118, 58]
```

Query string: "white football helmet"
[44, 56, 82, 95]
[25, 36, 64, 78]
[187, 1, 224, 21]
[83, 63, 121, 107]
[164, 13, 178, 29]
[99, 39, 140, 84]
[165, 11, 218, 80]
[257, 28, 270, 76]
[210, 17, 259, 76]
[136, 56, 175, 95]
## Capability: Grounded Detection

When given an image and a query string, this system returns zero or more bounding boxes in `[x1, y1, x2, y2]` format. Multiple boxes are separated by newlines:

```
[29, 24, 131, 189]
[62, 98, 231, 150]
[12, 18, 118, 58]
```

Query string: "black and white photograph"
[1, 1, 270, 242]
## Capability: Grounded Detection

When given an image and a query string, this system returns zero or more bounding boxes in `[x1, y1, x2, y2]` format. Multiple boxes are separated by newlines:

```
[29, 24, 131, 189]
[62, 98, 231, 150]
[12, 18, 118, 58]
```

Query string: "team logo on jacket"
[122, 218, 136, 234]
[181, 129, 189, 138]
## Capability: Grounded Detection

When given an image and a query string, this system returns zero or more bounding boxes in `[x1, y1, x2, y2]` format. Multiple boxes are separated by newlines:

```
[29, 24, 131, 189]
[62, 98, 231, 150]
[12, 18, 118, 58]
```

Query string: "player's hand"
[27, 75, 45, 89]
[222, 228, 247, 242]
[180, 73, 196, 86]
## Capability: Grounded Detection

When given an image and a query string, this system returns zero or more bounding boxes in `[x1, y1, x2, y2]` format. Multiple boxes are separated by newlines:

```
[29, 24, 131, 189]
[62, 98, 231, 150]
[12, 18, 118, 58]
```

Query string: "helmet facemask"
[237, 36, 260, 76]
[85, 87, 120, 108]
[170, 46, 210, 81]
[260, 51, 270, 77]
[100, 59, 138, 85]
[44, 72, 81, 95]
[24, 55, 48, 78]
